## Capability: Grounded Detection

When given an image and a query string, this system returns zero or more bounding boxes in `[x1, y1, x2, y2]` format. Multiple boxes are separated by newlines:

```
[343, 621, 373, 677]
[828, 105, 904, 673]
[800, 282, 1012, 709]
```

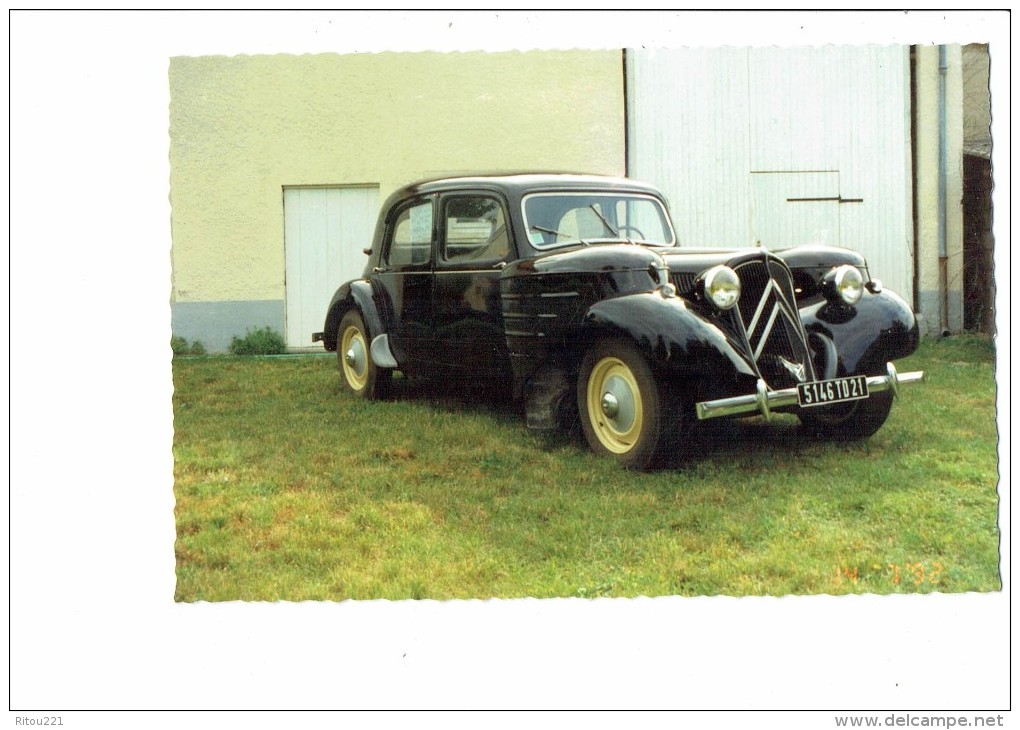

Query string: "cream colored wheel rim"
[586, 356, 643, 454]
[341, 325, 368, 390]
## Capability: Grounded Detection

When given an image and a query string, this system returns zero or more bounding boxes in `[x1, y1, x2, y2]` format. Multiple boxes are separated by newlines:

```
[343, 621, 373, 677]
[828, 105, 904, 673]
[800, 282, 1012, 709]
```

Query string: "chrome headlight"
[703, 265, 741, 310]
[826, 265, 864, 305]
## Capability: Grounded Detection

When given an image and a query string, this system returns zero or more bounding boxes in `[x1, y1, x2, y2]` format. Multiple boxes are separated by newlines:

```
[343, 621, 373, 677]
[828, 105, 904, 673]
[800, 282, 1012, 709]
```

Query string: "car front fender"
[801, 288, 920, 375]
[581, 292, 757, 379]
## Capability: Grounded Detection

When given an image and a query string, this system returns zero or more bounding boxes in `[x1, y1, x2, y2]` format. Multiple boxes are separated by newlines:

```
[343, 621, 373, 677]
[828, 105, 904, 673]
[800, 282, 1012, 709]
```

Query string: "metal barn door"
[284, 186, 379, 349]
[627, 46, 913, 297]
[750, 171, 841, 248]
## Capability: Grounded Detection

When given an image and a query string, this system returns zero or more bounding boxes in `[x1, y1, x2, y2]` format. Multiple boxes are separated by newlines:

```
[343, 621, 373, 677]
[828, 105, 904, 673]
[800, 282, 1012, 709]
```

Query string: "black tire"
[577, 338, 673, 470]
[798, 387, 893, 441]
[337, 310, 391, 399]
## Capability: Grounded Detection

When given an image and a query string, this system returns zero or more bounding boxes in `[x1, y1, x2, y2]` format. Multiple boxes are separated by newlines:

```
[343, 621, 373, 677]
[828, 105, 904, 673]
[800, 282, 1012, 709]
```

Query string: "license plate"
[797, 375, 869, 407]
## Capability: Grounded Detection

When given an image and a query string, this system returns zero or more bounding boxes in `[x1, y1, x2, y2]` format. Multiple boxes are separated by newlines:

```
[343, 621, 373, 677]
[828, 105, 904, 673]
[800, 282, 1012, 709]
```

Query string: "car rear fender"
[581, 292, 756, 379]
[322, 279, 386, 353]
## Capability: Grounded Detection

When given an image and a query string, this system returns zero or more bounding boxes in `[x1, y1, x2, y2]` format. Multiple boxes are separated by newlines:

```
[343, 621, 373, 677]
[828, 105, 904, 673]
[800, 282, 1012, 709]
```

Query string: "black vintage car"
[314, 173, 923, 469]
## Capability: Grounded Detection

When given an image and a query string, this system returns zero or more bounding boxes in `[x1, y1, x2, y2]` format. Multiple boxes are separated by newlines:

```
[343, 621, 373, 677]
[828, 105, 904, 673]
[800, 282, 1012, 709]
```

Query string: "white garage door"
[284, 185, 380, 349]
[750, 171, 841, 248]
[627, 46, 914, 298]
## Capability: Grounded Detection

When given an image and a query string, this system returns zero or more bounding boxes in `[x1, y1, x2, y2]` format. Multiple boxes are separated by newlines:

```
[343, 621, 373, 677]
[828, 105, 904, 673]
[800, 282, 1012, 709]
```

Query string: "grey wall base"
[916, 289, 965, 337]
[171, 300, 285, 353]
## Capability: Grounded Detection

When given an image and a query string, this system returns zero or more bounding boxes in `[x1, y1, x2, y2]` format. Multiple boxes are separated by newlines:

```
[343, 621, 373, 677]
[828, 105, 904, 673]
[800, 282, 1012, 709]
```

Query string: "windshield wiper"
[530, 224, 590, 246]
[588, 205, 634, 244]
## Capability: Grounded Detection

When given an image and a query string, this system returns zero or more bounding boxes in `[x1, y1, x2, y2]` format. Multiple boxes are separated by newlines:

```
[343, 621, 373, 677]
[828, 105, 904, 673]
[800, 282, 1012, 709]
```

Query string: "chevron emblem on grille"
[744, 277, 802, 360]
[779, 356, 807, 383]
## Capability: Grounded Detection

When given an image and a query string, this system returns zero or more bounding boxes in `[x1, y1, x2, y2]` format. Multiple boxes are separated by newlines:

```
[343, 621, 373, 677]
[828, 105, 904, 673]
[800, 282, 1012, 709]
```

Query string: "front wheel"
[577, 339, 670, 470]
[337, 310, 391, 399]
[798, 387, 893, 441]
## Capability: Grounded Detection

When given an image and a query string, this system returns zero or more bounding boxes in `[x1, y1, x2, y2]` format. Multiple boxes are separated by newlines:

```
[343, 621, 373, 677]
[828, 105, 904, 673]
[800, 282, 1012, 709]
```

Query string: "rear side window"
[442, 196, 509, 264]
[386, 200, 433, 266]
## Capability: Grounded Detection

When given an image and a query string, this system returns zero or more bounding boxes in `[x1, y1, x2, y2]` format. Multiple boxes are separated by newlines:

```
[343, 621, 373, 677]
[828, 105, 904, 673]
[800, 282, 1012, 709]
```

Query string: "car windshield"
[523, 192, 675, 249]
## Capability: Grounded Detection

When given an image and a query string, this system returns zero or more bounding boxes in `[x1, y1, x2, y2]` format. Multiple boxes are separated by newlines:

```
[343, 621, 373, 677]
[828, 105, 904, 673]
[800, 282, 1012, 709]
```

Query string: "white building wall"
[913, 44, 965, 335]
[627, 46, 915, 303]
[169, 51, 627, 352]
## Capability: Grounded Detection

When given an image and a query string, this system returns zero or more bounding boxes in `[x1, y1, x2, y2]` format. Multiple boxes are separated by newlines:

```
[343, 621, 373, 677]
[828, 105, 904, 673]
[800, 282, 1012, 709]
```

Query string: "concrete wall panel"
[169, 50, 626, 349]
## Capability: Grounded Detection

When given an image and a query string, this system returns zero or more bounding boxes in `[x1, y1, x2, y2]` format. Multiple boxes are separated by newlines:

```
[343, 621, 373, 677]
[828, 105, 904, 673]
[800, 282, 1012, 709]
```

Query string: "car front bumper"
[695, 362, 925, 421]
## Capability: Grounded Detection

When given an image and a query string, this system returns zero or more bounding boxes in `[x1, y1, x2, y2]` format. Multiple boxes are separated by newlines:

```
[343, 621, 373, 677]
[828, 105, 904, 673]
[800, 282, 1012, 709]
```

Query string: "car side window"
[442, 196, 509, 264]
[386, 200, 433, 267]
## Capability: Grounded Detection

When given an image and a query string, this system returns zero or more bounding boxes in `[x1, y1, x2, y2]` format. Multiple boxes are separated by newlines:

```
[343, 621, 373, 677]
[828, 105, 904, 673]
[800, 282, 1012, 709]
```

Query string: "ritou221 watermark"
[14, 719, 63, 726]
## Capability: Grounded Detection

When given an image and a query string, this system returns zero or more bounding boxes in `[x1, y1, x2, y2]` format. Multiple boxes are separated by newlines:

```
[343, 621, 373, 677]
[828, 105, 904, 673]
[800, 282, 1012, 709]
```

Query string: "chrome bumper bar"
[695, 362, 925, 422]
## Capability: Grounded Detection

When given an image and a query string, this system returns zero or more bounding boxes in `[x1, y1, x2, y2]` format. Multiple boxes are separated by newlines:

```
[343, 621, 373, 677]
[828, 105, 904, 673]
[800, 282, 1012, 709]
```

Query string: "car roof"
[392, 172, 665, 199]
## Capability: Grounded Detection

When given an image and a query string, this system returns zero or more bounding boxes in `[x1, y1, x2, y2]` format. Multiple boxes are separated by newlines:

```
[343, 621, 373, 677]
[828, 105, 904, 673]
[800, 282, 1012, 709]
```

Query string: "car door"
[431, 193, 514, 379]
[373, 196, 436, 372]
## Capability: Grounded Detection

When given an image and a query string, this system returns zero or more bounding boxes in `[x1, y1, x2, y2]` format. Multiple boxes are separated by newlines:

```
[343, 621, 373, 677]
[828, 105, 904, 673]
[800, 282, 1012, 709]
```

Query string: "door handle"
[786, 196, 863, 204]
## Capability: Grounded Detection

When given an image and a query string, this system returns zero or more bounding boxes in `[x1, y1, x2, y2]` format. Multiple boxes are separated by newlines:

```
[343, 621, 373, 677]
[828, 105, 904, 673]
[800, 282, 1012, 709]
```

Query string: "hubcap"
[600, 374, 636, 432]
[586, 356, 643, 454]
[340, 326, 368, 389]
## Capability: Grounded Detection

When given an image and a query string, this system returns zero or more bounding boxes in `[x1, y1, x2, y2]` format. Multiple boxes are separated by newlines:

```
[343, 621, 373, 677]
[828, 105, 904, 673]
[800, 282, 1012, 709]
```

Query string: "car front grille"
[730, 257, 815, 389]
[670, 271, 698, 298]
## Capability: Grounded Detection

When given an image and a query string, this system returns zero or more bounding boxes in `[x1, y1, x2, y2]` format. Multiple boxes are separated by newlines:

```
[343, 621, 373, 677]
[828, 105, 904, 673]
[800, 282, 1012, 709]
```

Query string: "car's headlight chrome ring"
[703, 265, 741, 310]
[832, 265, 864, 305]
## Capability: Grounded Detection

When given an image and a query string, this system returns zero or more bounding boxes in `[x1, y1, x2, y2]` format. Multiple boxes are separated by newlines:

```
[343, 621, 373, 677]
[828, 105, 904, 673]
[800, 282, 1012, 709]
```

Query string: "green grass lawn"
[172, 335, 1000, 601]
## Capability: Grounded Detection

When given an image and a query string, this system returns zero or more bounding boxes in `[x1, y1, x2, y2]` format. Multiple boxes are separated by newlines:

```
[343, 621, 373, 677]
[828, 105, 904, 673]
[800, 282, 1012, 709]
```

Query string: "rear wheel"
[578, 339, 671, 470]
[337, 310, 391, 399]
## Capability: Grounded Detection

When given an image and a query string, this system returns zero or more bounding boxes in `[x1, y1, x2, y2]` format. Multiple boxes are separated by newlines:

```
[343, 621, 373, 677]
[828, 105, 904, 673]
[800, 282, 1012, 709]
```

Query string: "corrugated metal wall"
[627, 46, 914, 299]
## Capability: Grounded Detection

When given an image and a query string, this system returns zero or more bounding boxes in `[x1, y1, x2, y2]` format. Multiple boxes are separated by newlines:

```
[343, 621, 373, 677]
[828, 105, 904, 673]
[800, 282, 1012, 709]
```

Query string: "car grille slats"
[731, 258, 814, 390]
[670, 271, 697, 298]
[735, 261, 770, 326]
